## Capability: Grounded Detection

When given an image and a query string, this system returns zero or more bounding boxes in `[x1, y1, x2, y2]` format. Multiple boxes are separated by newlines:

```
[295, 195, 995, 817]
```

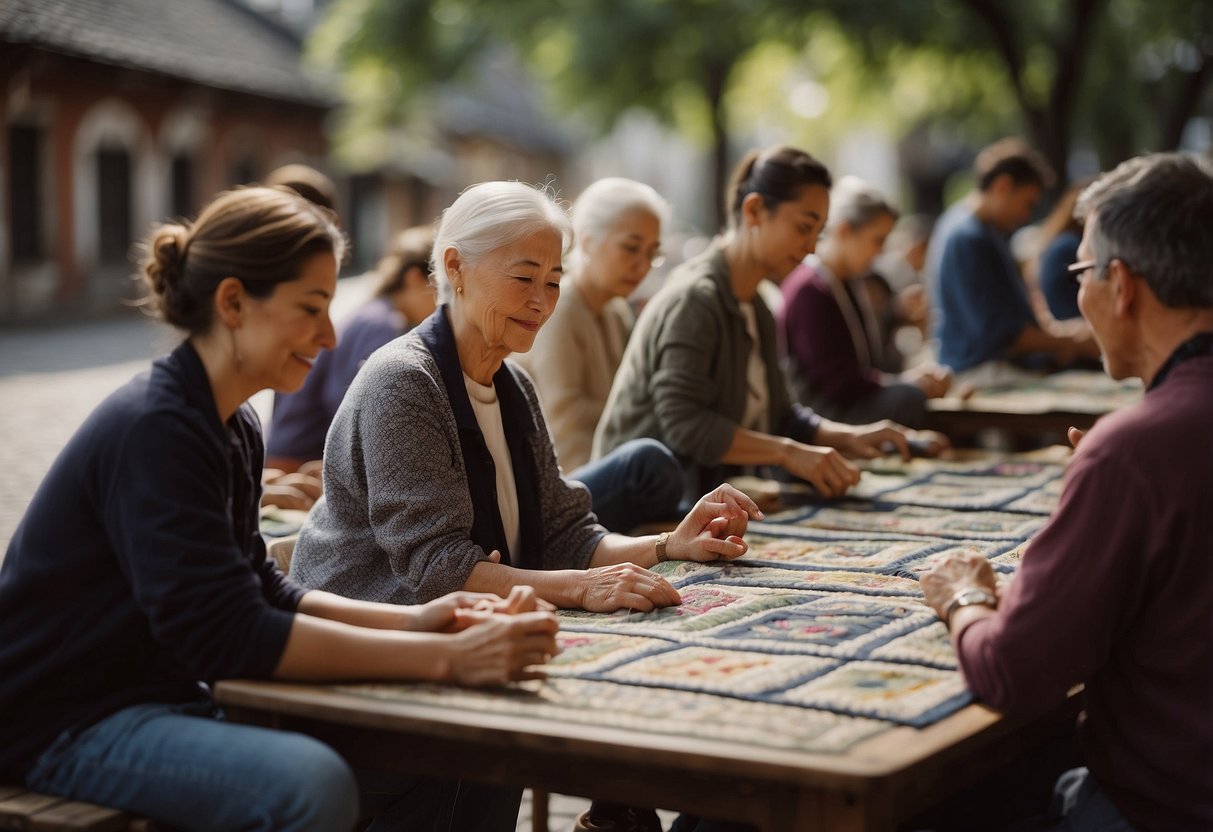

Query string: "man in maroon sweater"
[922, 152, 1213, 832]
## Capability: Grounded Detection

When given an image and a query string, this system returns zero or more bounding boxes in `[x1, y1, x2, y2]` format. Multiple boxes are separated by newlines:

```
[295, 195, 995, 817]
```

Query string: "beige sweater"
[514, 273, 633, 471]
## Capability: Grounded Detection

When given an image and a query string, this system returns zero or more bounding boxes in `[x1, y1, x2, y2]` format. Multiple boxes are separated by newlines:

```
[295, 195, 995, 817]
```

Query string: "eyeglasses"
[1066, 259, 1110, 285]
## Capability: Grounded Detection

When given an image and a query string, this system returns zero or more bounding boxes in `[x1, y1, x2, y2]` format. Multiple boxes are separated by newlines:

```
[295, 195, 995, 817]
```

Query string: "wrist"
[943, 587, 997, 628]
[654, 531, 672, 564]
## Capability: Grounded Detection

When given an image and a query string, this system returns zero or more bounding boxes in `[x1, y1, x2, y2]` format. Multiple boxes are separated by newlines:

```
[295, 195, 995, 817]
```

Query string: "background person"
[927, 137, 1097, 382]
[514, 177, 682, 532]
[0, 186, 558, 832]
[921, 152, 1213, 831]
[779, 175, 951, 428]
[267, 225, 437, 473]
[595, 145, 943, 506]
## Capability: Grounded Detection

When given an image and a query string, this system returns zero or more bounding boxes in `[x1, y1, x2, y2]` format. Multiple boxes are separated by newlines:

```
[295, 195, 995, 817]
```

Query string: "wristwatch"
[943, 587, 997, 628]
[655, 531, 671, 563]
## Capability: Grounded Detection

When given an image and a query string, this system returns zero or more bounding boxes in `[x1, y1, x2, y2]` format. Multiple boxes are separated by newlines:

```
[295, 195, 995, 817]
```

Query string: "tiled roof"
[0, 0, 334, 106]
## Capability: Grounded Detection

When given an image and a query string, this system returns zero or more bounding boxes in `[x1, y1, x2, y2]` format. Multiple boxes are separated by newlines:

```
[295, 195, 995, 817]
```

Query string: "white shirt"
[463, 373, 521, 557]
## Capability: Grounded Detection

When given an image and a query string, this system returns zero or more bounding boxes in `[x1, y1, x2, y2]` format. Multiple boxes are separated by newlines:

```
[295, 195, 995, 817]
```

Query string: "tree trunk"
[706, 60, 731, 231]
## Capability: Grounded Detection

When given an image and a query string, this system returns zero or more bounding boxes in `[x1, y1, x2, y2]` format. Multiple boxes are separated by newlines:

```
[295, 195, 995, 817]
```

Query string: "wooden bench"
[0, 785, 163, 831]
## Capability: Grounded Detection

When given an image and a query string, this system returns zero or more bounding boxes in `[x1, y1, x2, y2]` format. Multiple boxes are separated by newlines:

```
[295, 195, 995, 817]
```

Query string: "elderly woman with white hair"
[293, 180, 760, 828]
[515, 177, 683, 532]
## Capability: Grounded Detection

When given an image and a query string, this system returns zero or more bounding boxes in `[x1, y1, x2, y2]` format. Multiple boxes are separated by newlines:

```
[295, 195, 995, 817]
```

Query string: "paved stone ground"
[0, 281, 625, 830]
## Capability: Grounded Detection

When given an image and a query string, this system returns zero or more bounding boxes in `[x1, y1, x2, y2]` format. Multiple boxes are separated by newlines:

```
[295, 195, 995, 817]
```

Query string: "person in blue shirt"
[267, 225, 437, 472]
[928, 138, 1097, 379]
[0, 185, 558, 832]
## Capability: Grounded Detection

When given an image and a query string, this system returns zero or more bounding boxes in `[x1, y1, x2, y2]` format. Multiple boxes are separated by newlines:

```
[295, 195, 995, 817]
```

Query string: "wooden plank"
[0, 791, 23, 807]
[29, 800, 129, 832]
[0, 791, 66, 829]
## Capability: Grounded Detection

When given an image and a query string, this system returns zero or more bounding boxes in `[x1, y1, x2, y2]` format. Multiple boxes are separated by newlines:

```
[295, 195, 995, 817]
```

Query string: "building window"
[97, 146, 132, 264]
[8, 124, 42, 262]
[170, 153, 194, 218]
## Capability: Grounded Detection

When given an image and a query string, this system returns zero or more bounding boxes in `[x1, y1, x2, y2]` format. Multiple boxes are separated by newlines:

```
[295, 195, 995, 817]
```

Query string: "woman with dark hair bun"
[0, 186, 559, 831]
[597, 146, 943, 511]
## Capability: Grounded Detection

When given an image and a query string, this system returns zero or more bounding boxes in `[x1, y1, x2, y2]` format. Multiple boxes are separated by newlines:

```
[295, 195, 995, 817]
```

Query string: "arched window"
[96, 143, 132, 264]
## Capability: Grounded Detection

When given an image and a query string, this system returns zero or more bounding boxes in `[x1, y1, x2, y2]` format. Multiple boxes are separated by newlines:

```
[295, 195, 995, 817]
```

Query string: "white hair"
[570, 177, 669, 270]
[431, 181, 572, 304]
[826, 175, 898, 231]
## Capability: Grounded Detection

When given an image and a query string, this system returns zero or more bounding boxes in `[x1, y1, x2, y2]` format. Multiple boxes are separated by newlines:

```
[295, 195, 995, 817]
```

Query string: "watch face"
[958, 588, 995, 606]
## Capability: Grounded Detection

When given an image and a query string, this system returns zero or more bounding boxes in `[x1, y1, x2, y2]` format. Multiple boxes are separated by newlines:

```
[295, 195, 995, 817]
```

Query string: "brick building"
[0, 0, 334, 321]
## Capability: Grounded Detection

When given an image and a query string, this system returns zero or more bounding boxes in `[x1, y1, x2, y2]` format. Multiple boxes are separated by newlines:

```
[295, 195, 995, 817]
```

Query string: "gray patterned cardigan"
[292, 306, 607, 604]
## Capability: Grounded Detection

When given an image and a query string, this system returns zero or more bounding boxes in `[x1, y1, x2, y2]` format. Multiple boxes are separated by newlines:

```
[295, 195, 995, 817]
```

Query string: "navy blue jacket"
[0, 342, 303, 779]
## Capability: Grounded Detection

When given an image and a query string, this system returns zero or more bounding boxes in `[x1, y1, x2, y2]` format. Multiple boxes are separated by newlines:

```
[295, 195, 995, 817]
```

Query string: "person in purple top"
[0, 186, 558, 831]
[922, 152, 1213, 831]
[267, 225, 437, 472]
[780, 176, 951, 428]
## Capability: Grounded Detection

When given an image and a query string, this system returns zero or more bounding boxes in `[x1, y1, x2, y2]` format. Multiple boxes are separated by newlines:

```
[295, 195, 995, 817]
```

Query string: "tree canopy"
[310, 0, 1212, 222]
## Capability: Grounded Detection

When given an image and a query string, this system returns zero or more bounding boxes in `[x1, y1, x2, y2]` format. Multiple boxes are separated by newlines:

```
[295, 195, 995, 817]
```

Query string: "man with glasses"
[928, 137, 1099, 381]
[921, 152, 1213, 830]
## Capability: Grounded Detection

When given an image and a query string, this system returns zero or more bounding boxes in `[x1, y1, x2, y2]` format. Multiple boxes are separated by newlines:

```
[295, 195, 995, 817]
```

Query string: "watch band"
[944, 588, 997, 628]
[655, 531, 671, 563]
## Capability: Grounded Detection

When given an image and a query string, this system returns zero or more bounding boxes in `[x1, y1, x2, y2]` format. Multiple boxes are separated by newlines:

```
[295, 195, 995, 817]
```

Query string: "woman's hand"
[260, 469, 324, 510]
[445, 610, 560, 685]
[904, 363, 953, 399]
[781, 440, 861, 497]
[410, 585, 554, 633]
[577, 563, 681, 612]
[667, 483, 762, 562]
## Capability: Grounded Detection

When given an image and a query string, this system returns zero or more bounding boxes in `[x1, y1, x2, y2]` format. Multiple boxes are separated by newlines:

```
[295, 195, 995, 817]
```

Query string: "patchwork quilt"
[337, 449, 1070, 755]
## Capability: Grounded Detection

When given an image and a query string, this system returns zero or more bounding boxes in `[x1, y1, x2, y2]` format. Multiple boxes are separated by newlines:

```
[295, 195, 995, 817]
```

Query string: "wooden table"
[215, 678, 1070, 831]
[924, 373, 1141, 440]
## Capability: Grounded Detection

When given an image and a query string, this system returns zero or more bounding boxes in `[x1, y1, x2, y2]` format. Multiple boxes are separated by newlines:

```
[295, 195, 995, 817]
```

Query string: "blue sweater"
[929, 202, 1037, 372]
[0, 342, 304, 779]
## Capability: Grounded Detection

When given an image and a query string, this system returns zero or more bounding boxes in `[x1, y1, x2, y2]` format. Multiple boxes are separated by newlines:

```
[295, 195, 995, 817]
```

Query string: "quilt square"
[560, 583, 804, 633]
[868, 620, 958, 669]
[702, 596, 932, 658]
[873, 481, 1031, 511]
[744, 533, 932, 571]
[546, 632, 672, 676]
[777, 660, 971, 726]
[886, 542, 1017, 577]
[705, 567, 923, 597]
[599, 645, 835, 696]
[799, 504, 1045, 540]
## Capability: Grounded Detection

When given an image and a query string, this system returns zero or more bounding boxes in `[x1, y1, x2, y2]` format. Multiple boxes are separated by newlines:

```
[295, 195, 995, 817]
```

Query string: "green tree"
[311, 0, 826, 227]
[822, 0, 1213, 180]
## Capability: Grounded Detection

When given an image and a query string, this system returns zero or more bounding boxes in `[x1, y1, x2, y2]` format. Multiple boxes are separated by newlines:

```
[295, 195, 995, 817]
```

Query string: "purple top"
[268, 295, 408, 461]
[956, 353, 1213, 830]
[780, 260, 883, 406]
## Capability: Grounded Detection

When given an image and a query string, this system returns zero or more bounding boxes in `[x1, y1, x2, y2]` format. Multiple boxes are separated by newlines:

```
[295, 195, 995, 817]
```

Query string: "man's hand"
[920, 553, 998, 621]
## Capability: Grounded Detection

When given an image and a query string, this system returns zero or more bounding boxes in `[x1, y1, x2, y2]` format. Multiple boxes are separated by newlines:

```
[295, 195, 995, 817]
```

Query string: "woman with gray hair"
[294, 183, 758, 599]
[514, 177, 683, 532]
[779, 175, 952, 427]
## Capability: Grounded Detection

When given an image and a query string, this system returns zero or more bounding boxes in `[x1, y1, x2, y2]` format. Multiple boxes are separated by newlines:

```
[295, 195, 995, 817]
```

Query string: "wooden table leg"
[531, 788, 549, 832]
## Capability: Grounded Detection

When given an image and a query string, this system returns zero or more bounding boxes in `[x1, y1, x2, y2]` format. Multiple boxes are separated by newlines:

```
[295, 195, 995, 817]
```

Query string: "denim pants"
[27, 700, 358, 832]
[27, 700, 523, 832]
[572, 438, 683, 533]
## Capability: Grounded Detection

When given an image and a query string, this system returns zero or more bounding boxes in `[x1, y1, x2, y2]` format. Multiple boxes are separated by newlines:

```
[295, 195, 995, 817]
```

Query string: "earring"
[456, 285, 463, 294]
[230, 328, 244, 370]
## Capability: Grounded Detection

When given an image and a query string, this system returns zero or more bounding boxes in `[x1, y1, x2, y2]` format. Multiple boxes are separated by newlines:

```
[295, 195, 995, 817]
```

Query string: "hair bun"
[140, 223, 193, 326]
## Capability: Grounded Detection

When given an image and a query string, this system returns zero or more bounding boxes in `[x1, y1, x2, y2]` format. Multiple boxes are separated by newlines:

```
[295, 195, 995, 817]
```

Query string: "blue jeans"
[572, 439, 683, 533]
[27, 700, 358, 832]
[27, 700, 523, 832]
